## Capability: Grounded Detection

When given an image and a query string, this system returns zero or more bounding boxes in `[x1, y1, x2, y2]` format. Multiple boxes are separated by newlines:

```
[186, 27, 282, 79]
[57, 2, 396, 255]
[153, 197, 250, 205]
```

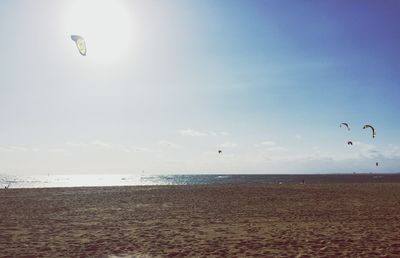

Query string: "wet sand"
[1, 183, 400, 257]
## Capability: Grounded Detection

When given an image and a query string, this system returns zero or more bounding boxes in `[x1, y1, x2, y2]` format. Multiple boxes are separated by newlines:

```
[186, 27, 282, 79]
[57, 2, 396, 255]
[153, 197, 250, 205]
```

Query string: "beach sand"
[1, 183, 400, 257]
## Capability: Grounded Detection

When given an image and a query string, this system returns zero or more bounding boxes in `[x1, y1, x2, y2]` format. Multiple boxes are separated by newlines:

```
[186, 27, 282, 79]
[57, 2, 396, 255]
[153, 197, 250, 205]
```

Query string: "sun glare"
[65, 0, 134, 63]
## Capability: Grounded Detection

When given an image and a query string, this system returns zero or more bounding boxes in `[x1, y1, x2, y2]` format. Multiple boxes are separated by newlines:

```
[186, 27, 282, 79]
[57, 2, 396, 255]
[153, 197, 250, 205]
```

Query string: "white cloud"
[179, 129, 209, 137]
[220, 131, 229, 136]
[384, 145, 400, 159]
[65, 140, 156, 153]
[218, 142, 238, 148]
[179, 129, 229, 137]
[91, 140, 113, 148]
[254, 140, 288, 152]
[209, 131, 218, 137]
[354, 143, 400, 160]
[255, 141, 276, 147]
[266, 146, 288, 152]
[352, 141, 381, 159]
[131, 147, 156, 153]
[0, 145, 67, 154]
[0, 145, 30, 152]
[47, 148, 66, 153]
[159, 140, 181, 149]
[65, 142, 83, 147]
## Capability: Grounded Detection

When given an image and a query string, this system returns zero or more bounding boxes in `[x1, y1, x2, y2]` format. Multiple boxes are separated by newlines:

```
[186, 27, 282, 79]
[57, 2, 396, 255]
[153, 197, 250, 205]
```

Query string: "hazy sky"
[0, 0, 399, 175]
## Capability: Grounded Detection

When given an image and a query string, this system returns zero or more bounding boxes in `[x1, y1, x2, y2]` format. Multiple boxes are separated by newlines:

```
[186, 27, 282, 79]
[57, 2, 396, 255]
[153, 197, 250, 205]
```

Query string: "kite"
[363, 124, 376, 138]
[71, 35, 86, 56]
[340, 123, 350, 131]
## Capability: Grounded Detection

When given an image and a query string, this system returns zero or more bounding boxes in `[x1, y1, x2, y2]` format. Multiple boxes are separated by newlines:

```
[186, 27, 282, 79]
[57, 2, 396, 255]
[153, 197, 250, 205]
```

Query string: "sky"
[0, 0, 399, 175]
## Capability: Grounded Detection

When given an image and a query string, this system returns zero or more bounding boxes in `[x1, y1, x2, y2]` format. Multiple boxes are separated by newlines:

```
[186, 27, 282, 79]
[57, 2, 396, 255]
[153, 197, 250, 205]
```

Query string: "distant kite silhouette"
[218, 150, 222, 154]
[71, 35, 86, 56]
[347, 141, 353, 145]
[363, 124, 376, 138]
[340, 123, 350, 131]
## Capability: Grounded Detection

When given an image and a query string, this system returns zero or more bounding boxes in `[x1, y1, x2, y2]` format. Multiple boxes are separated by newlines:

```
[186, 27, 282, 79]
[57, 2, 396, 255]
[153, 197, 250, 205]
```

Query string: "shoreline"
[3, 173, 400, 190]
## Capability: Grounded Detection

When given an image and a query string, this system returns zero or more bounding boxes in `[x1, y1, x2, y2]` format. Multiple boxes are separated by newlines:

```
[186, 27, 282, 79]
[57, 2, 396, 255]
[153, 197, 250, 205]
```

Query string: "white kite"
[71, 35, 87, 56]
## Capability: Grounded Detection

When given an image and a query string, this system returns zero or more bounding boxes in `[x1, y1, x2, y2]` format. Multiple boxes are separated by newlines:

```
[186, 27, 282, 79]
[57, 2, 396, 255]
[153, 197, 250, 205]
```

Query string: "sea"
[1, 173, 400, 189]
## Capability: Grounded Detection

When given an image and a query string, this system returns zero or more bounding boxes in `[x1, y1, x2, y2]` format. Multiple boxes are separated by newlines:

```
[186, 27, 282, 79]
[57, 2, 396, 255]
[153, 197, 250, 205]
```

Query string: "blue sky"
[0, 0, 399, 174]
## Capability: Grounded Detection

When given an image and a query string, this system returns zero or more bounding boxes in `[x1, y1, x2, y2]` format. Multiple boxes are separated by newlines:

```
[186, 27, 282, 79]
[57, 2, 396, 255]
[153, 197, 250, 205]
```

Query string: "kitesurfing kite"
[376, 162, 379, 167]
[347, 141, 353, 145]
[340, 123, 350, 131]
[71, 35, 86, 56]
[363, 124, 376, 138]
[218, 150, 222, 154]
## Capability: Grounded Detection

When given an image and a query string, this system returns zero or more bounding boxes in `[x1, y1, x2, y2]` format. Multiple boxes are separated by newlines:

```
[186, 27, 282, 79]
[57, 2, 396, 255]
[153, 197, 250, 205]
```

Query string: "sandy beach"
[1, 183, 400, 257]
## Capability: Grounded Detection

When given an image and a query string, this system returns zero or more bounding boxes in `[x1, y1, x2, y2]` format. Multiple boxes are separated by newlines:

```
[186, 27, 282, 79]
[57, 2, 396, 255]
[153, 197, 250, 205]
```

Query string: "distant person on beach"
[301, 179, 305, 184]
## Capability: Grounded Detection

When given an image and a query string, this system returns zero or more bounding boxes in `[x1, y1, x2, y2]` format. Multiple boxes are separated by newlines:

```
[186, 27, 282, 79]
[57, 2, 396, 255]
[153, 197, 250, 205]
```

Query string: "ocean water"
[1, 173, 400, 189]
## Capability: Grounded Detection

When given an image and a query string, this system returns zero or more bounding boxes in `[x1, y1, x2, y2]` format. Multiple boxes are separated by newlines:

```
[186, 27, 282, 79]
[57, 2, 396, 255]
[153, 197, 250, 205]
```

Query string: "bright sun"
[65, 0, 134, 63]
